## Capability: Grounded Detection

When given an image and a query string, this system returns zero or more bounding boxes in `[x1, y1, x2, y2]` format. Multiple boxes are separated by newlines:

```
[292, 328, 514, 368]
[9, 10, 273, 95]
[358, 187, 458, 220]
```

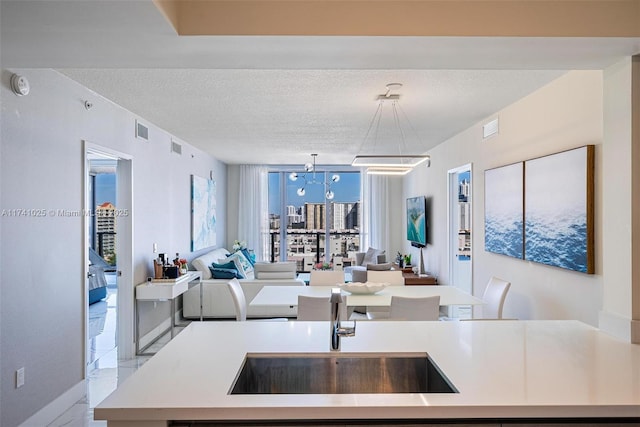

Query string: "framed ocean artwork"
[191, 175, 217, 251]
[524, 145, 594, 273]
[484, 162, 524, 259]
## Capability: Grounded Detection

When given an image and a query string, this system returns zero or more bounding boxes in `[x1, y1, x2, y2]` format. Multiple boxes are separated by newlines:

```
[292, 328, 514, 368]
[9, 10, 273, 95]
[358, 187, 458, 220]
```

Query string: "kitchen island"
[95, 320, 640, 426]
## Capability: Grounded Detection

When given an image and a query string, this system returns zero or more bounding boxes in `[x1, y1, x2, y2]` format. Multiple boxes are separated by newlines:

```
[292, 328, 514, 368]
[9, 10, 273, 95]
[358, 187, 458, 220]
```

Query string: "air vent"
[483, 118, 499, 139]
[136, 120, 149, 141]
[171, 140, 182, 155]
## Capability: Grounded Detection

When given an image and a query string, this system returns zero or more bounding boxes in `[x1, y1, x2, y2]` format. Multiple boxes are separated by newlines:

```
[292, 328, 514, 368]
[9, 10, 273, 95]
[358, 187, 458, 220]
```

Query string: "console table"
[135, 271, 202, 355]
[399, 266, 437, 285]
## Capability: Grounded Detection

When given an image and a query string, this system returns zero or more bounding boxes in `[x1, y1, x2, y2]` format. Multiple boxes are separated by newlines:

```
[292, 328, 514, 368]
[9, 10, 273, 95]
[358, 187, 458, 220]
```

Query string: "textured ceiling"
[2, 1, 639, 165]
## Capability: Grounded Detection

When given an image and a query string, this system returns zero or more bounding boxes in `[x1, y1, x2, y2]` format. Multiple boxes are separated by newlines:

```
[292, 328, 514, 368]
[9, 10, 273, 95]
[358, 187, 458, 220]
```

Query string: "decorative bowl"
[339, 282, 388, 295]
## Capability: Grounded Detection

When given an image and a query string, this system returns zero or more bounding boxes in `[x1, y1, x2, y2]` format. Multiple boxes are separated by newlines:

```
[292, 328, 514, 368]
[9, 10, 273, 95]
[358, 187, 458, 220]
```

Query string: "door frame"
[83, 141, 135, 373]
[447, 163, 473, 317]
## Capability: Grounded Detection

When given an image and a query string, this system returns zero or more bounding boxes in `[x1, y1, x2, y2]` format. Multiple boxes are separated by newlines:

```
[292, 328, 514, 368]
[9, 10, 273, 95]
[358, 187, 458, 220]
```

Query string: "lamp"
[289, 154, 340, 200]
[352, 83, 430, 175]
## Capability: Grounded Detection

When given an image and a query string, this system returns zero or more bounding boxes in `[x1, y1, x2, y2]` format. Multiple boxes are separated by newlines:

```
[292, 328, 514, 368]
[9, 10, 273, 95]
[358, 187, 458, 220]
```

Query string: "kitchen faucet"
[330, 287, 356, 351]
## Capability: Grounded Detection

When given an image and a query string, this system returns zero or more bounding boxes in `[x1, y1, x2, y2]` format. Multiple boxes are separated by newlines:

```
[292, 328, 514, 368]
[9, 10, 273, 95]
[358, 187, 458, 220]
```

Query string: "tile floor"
[43, 280, 395, 426]
[47, 278, 171, 427]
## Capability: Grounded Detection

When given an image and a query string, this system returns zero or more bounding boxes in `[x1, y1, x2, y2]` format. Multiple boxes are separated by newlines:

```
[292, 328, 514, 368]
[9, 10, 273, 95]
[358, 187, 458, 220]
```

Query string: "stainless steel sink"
[230, 352, 457, 394]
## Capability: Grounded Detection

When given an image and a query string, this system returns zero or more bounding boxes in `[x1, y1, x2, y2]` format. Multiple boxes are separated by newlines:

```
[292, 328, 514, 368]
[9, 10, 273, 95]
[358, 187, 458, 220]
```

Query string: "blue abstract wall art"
[524, 146, 594, 273]
[191, 175, 217, 251]
[484, 145, 594, 274]
[484, 162, 524, 259]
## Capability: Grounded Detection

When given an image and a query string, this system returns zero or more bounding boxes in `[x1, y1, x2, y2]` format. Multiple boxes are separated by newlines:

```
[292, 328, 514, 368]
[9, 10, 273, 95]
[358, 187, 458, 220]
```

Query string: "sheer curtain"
[361, 173, 390, 254]
[237, 165, 269, 261]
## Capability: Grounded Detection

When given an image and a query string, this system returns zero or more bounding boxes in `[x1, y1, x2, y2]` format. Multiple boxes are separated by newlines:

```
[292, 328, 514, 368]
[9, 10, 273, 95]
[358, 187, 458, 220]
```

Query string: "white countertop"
[95, 320, 640, 424]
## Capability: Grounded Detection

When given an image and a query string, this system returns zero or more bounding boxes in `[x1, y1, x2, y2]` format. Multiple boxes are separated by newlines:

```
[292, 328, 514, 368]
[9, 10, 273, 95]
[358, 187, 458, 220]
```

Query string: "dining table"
[249, 284, 484, 308]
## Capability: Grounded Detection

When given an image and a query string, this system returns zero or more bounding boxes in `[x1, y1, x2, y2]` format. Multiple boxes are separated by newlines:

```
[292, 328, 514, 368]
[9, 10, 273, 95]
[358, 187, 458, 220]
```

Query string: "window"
[268, 170, 361, 271]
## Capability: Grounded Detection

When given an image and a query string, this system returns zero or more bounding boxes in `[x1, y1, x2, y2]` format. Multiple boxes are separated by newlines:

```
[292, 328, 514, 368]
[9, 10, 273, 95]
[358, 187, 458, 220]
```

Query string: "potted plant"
[403, 254, 412, 267]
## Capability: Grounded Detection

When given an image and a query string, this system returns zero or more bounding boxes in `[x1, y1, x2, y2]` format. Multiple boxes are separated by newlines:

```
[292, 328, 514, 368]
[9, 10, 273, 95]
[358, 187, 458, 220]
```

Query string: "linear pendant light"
[352, 83, 430, 175]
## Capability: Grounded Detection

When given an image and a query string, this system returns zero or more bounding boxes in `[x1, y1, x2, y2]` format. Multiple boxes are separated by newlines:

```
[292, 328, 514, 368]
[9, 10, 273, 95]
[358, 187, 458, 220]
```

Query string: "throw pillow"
[240, 248, 255, 266]
[220, 251, 253, 278]
[208, 267, 244, 279]
[227, 251, 254, 276]
[212, 261, 237, 270]
[362, 247, 384, 266]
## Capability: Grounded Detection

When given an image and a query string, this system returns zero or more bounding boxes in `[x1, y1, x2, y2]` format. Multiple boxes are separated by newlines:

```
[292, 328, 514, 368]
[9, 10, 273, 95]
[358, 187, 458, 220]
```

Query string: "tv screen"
[406, 196, 427, 248]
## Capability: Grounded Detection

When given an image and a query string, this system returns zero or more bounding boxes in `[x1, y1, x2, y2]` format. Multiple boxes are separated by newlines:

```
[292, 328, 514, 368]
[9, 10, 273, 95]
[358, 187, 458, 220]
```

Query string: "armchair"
[345, 247, 387, 276]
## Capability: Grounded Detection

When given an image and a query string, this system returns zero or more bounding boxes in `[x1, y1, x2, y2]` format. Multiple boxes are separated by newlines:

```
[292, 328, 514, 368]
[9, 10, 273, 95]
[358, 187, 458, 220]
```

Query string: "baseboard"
[19, 381, 85, 427]
[598, 310, 633, 342]
[631, 319, 640, 344]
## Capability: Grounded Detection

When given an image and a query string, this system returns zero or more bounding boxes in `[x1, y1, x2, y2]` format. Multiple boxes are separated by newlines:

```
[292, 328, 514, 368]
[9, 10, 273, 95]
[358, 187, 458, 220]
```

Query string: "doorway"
[84, 142, 134, 377]
[447, 164, 473, 319]
[87, 156, 118, 371]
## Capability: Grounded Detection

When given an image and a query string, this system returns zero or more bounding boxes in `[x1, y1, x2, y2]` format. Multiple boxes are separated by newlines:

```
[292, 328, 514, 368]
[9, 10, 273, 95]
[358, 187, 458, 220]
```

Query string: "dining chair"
[309, 270, 345, 286]
[367, 295, 440, 321]
[226, 278, 248, 321]
[366, 270, 405, 285]
[481, 277, 511, 319]
[226, 278, 288, 322]
[296, 295, 348, 321]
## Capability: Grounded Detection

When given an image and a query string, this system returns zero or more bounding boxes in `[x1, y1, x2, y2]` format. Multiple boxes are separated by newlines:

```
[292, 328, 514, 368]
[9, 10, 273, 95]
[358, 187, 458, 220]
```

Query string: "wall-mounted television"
[406, 196, 427, 248]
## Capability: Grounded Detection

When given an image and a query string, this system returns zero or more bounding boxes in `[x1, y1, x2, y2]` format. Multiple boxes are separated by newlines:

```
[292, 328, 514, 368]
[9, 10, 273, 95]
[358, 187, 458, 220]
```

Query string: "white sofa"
[182, 248, 304, 319]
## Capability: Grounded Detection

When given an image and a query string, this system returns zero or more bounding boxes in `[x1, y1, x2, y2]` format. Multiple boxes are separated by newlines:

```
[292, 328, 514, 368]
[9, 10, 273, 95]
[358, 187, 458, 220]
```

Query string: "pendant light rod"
[352, 82, 430, 174]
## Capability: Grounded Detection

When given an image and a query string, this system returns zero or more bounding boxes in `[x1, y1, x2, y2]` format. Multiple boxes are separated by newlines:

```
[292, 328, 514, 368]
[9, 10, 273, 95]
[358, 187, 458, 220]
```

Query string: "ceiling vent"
[483, 117, 499, 139]
[135, 120, 149, 141]
[171, 140, 182, 155]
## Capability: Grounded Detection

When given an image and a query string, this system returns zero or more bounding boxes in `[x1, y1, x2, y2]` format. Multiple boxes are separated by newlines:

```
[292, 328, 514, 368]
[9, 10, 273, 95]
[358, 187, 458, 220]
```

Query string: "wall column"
[631, 55, 640, 344]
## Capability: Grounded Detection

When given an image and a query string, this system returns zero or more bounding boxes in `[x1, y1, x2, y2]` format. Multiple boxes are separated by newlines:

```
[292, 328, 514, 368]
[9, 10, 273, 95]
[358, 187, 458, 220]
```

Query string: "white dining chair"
[481, 277, 511, 319]
[367, 295, 440, 321]
[366, 270, 405, 285]
[296, 295, 348, 321]
[309, 270, 345, 286]
[226, 278, 248, 321]
[226, 278, 288, 322]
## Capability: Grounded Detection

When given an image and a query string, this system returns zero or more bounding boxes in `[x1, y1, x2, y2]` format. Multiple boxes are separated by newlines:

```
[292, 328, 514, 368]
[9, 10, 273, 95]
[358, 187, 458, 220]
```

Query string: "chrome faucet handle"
[337, 320, 356, 337]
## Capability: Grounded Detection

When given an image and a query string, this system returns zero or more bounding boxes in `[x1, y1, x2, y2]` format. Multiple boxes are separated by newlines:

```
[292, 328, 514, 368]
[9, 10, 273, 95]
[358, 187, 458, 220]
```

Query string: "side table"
[135, 271, 202, 355]
[394, 265, 438, 285]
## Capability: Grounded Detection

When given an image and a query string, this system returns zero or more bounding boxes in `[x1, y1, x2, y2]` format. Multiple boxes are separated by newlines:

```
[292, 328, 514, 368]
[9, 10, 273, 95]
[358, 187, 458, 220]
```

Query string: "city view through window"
[93, 172, 117, 266]
[268, 171, 361, 271]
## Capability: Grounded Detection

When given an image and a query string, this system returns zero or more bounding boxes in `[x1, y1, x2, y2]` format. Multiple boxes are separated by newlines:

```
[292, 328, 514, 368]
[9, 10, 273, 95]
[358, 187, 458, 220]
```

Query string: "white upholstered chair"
[367, 295, 441, 321]
[481, 277, 511, 319]
[296, 295, 348, 321]
[309, 270, 345, 286]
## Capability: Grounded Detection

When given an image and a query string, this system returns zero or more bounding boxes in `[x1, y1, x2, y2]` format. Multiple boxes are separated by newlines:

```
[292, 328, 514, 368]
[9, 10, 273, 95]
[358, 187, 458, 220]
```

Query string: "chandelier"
[289, 154, 340, 200]
[352, 83, 430, 175]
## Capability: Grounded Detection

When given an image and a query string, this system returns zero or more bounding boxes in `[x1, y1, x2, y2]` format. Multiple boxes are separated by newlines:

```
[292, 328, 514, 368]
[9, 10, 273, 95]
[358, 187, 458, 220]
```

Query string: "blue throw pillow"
[240, 248, 255, 266]
[212, 261, 236, 270]
[208, 267, 244, 279]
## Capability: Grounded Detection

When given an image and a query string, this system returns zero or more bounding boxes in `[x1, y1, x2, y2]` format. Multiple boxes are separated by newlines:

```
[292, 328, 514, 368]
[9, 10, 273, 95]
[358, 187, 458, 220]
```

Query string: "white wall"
[600, 57, 634, 338]
[0, 69, 226, 427]
[405, 70, 608, 325]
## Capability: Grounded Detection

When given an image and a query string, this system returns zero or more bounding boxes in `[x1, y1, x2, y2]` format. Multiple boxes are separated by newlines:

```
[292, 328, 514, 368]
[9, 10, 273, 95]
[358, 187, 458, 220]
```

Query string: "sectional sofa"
[182, 248, 305, 319]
